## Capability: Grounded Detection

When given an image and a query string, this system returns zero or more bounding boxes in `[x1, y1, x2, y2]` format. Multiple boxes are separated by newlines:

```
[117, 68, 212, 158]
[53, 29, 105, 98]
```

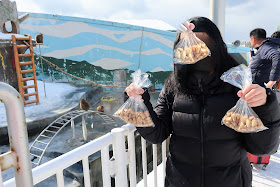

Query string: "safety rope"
[23, 41, 126, 88]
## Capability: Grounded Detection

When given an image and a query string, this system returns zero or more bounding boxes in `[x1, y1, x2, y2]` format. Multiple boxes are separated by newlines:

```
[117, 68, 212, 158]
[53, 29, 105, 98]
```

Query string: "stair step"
[24, 92, 37, 97]
[55, 122, 65, 125]
[49, 125, 61, 129]
[23, 85, 35, 89]
[24, 100, 38, 105]
[40, 135, 52, 138]
[20, 61, 33, 66]
[30, 153, 41, 158]
[18, 53, 32, 57]
[51, 124, 62, 128]
[20, 69, 33, 74]
[63, 116, 74, 119]
[16, 37, 29, 41]
[31, 161, 39, 165]
[31, 146, 44, 152]
[60, 118, 70, 121]
[36, 140, 48, 145]
[103, 121, 116, 124]
[17, 45, 28, 49]
[57, 119, 68, 122]
[45, 130, 56, 133]
[22, 77, 34, 82]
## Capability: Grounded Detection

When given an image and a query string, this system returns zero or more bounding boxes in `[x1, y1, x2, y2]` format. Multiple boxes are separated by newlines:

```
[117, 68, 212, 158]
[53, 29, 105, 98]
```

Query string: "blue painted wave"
[59, 48, 172, 71]
[20, 28, 173, 55]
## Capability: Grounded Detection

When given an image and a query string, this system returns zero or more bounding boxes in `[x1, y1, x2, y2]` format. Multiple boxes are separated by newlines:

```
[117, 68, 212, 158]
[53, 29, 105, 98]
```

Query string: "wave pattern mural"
[19, 13, 176, 88]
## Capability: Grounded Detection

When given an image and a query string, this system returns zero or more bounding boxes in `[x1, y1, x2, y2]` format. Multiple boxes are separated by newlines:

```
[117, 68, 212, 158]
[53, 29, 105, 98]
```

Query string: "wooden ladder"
[12, 35, 40, 106]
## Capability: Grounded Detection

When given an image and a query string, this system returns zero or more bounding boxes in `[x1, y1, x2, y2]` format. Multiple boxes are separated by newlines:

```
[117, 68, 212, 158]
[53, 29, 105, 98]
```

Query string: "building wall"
[18, 12, 250, 89]
[19, 13, 176, 89]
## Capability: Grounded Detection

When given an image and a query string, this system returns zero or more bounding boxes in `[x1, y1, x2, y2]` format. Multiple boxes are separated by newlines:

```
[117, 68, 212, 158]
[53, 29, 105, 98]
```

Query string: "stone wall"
[0, 0, 20, 34]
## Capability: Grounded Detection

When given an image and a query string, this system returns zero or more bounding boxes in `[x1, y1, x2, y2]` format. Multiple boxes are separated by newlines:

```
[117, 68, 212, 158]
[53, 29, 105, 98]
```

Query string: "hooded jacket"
[249, 38, 280, 87]
[131, 71, 280, 187]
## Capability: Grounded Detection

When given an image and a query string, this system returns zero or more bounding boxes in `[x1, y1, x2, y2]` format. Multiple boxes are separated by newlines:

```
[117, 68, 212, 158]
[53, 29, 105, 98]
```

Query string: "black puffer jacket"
[133, 72, 280, 187]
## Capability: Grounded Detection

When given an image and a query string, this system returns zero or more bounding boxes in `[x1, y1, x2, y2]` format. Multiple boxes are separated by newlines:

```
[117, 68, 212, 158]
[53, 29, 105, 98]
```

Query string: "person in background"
[249, 28, 280, 89]
[124, 17, 280, 187]
[270, 31, 280, 90]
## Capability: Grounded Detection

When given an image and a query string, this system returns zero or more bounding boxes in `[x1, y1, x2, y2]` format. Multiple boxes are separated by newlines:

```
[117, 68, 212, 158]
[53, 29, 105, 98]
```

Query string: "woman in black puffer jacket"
[125, 17, 280, 187]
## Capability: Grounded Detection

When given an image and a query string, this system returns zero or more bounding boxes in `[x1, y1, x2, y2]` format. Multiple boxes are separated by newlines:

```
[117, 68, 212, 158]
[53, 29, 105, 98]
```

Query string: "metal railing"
[0, 82, 167, 187]
[0, 82, 33, 187]
[29, 109, 118, 167]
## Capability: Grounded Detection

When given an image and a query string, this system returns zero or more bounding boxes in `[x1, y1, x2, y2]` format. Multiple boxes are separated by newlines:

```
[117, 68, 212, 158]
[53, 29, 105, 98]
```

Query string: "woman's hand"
[125, 83, 144, 98]
[237, 84, 267, 107]
[265, 80, 276, 89]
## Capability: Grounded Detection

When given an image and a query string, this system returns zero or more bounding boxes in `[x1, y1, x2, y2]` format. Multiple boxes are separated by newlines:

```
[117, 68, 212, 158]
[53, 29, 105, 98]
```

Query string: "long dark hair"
[165, 17, 239, 94]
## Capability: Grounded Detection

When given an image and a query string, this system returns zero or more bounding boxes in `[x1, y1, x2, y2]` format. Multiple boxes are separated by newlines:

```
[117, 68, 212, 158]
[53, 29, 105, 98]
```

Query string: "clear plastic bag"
[114, 70, 154, 127]
[220, 64, 268, 133]
[173, 21, 211, 64]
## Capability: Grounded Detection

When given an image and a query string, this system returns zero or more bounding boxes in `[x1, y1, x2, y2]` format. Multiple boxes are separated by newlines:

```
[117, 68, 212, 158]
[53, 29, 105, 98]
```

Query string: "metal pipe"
[2, 123, 167, 186]
[0, 165, 3, 186]
[71, 120, 75, 139]
[4, 133, 113, 186]
[18, 13, 30, 24]
[138, 29, 144, 69]
[0, 82, 33, 186]
[210, 0, 226, 39]
[39, 44, 47, 98]
[0, 151, 15, 172]
[82, 115, 87, 141]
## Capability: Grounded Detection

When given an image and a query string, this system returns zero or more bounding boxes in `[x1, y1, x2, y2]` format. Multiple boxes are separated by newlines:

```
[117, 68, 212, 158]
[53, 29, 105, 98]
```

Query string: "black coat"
[129, 73, 280, 187]
[249, 38, 280, 87]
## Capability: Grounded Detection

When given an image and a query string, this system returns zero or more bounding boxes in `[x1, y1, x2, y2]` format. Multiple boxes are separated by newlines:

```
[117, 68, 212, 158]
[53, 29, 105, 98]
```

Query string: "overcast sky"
[14, 0, 280, 43]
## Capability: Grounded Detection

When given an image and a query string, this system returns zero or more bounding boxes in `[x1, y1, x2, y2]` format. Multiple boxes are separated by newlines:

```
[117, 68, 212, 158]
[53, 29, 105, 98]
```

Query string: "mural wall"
[18, 13, 250, 89]
[19, 13, 176, 89]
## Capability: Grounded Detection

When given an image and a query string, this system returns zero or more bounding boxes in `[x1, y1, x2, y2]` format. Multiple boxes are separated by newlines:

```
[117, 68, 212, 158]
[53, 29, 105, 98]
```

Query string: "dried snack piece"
[174, 42, 210, 64]
[114, 69, 153, 127]
[115, 108, 154, 127]
[222, 111, 265, 133]
[220, 65, 268, 133]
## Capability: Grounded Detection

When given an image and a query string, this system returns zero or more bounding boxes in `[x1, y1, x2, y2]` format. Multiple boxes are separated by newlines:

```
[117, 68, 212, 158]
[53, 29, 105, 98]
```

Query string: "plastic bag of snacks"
[173, 21, 211, 64]
[114, 70, 154, 127]
[220, 64, 268, 133]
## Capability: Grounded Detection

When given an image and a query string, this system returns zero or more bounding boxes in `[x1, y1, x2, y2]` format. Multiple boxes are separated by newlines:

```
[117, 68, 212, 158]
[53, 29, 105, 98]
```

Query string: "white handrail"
[141, 138, 148, 187]
[56, 170, 64, 187]
[101, 146, 111, 187]
[0, 165, 3, 186]
[162, 140, 167, 181]
[122, 124, 137, 187]
[4, 133, 113, 186]
[82, 157, 90, 187]
[112, 128, 128, 187]
[153, 144, 158, 187]
[1, 82, 167, 187]
[0, 82, 33, 187]
[3, 124, 167, 187]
